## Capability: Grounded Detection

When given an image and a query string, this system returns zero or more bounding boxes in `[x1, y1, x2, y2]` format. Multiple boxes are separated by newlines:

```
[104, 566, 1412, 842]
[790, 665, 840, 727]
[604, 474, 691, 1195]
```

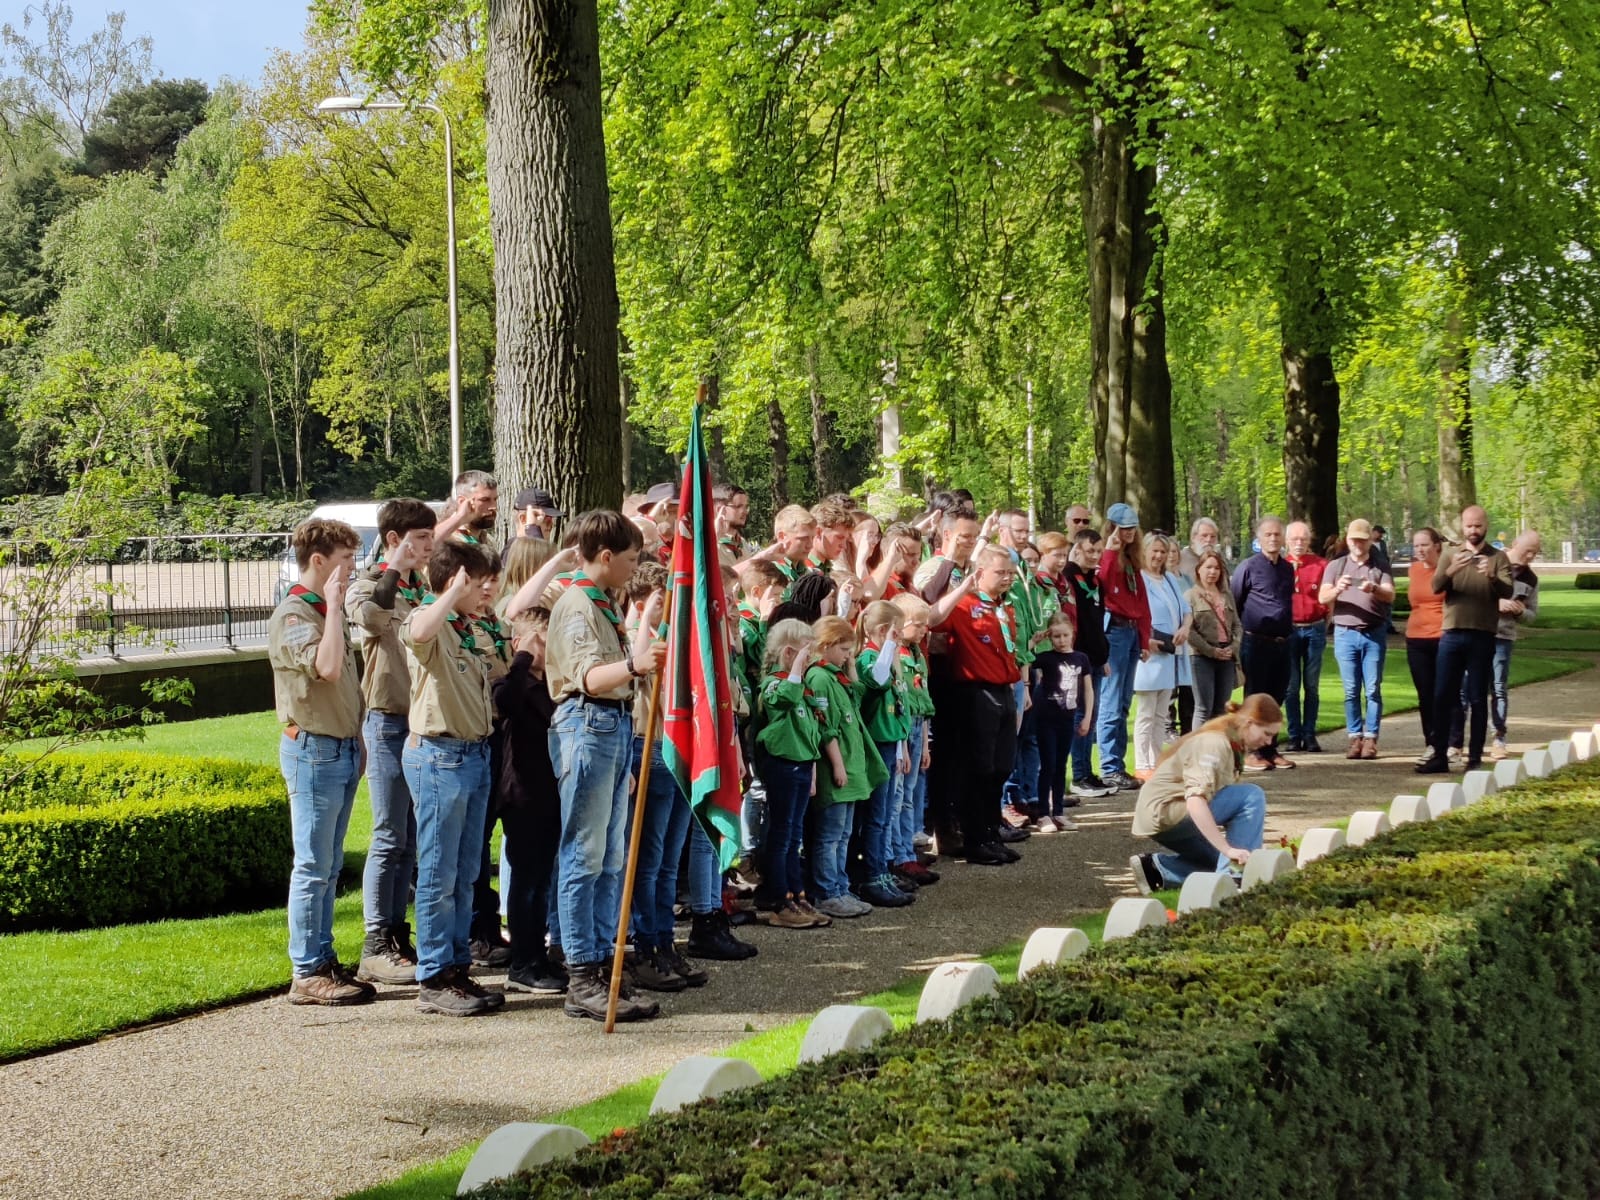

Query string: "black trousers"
[1240, 632, 1291, 759]
[926, 654, 959, 835]
[1406, 637, 1439, 746]
[498, 798, 560, 969]
[946, 681, 1018, 845]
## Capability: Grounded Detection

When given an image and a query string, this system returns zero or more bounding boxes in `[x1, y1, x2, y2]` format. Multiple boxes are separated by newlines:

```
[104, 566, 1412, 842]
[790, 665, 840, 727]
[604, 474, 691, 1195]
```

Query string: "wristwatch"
[624, 646, 638, 678]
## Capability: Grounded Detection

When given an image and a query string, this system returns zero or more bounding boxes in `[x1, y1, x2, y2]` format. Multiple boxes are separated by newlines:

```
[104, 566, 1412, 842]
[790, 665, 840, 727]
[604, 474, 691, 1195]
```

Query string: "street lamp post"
[316, 95, 462, 484]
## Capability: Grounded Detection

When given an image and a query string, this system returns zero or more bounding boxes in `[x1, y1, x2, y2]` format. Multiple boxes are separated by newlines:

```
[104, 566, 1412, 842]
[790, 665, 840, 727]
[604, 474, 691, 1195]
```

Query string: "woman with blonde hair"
[1128, 693, 1280, 894]
[1132, 532, 1192, 774]
[1184, 548, 1242, 727]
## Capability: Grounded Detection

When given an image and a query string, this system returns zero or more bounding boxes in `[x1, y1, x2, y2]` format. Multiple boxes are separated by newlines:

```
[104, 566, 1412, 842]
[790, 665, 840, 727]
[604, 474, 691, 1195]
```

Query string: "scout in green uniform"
[853, 600, 916, 910]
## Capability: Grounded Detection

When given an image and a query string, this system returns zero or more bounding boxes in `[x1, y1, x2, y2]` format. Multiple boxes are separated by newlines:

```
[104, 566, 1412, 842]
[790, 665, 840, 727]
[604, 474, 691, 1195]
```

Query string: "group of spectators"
[267, 470, 1543, 1025]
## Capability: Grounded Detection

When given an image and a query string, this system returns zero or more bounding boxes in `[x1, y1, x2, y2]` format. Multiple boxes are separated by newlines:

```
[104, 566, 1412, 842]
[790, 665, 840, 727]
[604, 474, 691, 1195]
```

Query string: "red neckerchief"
[376, 562, 427, 605]
[288, 584, 326, 617]
[1037, 569, 1071, 605]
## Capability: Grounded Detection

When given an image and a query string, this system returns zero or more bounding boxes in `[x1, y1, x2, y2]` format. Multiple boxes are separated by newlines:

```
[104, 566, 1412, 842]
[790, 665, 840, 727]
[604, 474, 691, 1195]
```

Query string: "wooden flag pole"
[604, 622, 667, 1033]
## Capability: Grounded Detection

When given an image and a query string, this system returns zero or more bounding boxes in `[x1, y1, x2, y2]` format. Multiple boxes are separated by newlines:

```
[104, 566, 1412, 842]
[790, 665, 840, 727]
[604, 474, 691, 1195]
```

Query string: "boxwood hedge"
[476, 760, 1600, 1200]
[0, 753, 289, 931]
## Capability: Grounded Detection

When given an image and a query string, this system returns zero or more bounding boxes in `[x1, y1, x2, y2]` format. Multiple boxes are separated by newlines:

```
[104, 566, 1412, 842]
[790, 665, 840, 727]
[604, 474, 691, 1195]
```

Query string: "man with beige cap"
[1318, 519, 1395, 759]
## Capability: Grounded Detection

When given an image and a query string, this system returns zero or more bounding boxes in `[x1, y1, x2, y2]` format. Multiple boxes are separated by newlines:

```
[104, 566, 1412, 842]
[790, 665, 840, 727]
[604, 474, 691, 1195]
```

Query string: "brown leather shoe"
[1360, 737, 1378, 760]
[1346, 739, 1363, 760]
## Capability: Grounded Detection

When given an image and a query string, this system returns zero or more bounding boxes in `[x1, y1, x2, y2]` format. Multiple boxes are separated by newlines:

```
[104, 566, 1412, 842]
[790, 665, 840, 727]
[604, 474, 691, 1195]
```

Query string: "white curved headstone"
[1389, 794, 1431, 825]
[1571, 730, 1597, 762]
[1297, 827, 1346, 868]
[1461, 770, 1498, 805]
[457, 1124, 590, 1195]
[1524, 748, 1554, 779]
[1345, 811, 1391, 847]
[1103, 897, 1168, 941]
[1426, 782, 1465, 818]
[915, 962, 1000, 1023]
[1017, 927, 1092, 979]
[650, 1056, 762, 1115]
[1492, 760, 1526, 789]
[798, 1005, 894, 1064]
[1240, 847, 1295, 892]
[1177, 872, 1236, 913]
[1548, 739, 1572, 770]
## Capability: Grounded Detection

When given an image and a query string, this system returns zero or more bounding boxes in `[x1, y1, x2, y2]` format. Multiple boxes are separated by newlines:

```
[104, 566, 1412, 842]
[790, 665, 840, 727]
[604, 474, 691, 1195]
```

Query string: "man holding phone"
[1417, 505, 1513, 774]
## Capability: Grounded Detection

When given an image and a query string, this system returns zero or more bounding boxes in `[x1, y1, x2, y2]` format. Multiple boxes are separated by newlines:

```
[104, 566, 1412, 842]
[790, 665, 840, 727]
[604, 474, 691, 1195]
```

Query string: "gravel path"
[3, 656, 1595, 1200]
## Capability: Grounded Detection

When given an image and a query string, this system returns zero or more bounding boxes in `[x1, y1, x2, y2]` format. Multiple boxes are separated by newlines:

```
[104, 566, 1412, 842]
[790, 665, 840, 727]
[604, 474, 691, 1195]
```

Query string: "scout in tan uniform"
[344, 498, 437, 985]
[1128, 694, 1280, 895]
[270, 518, 370, 1007]
[400, 540, 507, 1017]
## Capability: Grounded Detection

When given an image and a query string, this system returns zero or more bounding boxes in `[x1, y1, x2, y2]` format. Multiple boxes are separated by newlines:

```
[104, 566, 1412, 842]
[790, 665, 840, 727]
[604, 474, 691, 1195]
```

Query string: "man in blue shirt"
[1231, 516, 1296, 772]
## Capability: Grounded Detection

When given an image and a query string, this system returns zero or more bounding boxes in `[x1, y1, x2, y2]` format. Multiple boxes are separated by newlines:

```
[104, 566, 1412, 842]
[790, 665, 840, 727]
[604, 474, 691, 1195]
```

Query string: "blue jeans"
[741, 773, 769, 862]
[861, 740, 902, 878]
[687, 816, 722, 914]
[628, 736, 690, 949]
[1333, 626, 1386, 738]
[808, 800, 854, 900]
[1286, 623, 1326, 743]
[895, 719, 927, 862]
[1072, 671, 1101, 782]
[360, 710, 415, 932]
[1492, 637, 1513, 738]
[549, 698, 635, 967]
[403, 734, 492, 981]
[1096, 623, 1140, 777]
[1149, 783, 1267, 886]
[281, 730, 362, 975]
[1006, 680, 1039, 803]
[756, 753, 812, 901]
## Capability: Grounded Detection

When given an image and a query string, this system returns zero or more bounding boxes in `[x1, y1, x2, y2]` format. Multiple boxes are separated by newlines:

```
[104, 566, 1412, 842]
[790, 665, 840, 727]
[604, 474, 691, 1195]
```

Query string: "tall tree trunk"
[1079, 109, 1173, 532]
[1279, 271, 1342, 544]
[1436, 306, 1476, 535]
[808, 345, 841, 498]
[700, 370, 728, 482]
[767, 390, 789, 512]
[486, 0, 622, 514]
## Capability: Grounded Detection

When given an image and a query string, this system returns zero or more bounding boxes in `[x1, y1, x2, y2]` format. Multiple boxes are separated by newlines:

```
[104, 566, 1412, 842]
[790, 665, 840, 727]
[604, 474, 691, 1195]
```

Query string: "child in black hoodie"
[492, 607, 567, 994]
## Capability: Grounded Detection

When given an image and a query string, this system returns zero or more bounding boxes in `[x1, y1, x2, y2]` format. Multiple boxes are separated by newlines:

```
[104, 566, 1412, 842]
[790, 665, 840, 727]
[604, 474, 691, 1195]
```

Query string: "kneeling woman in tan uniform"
[1129, 694, 1282, 893]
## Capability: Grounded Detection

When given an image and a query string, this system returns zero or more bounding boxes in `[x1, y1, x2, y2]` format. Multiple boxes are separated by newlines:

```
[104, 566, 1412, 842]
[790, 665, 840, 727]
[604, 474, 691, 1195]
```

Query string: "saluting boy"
[271, 518, 371, 1007]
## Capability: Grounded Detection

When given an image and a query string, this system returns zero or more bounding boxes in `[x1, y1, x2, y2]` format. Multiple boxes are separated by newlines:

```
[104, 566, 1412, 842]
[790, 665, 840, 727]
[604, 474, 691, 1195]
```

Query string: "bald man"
[1418, 505, 1513, 774]
[1446, 529, 1541, 762]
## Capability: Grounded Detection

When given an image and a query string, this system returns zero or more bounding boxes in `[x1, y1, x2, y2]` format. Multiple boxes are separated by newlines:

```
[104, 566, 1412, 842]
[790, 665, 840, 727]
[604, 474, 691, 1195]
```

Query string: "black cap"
[644, 481, 678, 506]
[514, 487, 565, 517]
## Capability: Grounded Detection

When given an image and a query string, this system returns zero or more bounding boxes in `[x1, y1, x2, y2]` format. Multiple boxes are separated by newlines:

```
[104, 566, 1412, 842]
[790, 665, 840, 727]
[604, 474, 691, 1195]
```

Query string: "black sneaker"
[505, 960, 568, 994]
[417, 971, 493, 1016]
[1129, 853, 1163, 896]
[995, 823, 1030, 844]
[469, 932, 513, 969]
[1304, 737, 1324, 753]
[1414, 757, 1450, 775]
[963, 842, 1009, 866]
[1102, 771, 1140, 792]
[995, 841, 1022, 863]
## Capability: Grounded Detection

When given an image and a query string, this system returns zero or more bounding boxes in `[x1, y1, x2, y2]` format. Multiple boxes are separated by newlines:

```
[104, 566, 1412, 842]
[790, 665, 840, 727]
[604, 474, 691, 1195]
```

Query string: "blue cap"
[1107, 502, 1139, 528]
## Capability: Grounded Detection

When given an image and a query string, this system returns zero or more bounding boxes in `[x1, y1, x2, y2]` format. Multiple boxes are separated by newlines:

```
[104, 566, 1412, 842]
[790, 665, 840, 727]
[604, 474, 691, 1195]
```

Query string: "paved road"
[1, 659, 1596, 1200]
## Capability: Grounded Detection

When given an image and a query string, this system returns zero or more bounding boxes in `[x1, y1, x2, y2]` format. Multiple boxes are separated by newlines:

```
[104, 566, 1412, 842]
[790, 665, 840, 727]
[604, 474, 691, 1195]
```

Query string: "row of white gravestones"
[460, 722, 1600, 1192]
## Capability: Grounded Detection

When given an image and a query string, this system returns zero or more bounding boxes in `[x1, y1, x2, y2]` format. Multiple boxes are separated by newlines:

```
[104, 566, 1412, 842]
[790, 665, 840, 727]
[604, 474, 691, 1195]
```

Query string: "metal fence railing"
[0, 533, 293, 660]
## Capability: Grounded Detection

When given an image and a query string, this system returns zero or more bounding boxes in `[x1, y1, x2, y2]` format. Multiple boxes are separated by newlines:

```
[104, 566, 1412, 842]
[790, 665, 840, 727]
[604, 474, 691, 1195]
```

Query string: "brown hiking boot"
[1346, 738, 1363, 760]
[417, 971, 493, 1017]
[563, 964, 659, 1022]
[631, 947, 689, 992]
[768, 901, 818, 929]
[288, 961, 375, 1007]
[1360, 737, 1378, 760]
[357, 927, 417, 986]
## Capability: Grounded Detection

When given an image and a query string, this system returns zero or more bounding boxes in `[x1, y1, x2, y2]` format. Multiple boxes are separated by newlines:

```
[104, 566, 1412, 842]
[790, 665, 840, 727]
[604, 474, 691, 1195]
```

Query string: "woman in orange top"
[1405, 527, 1446, 760]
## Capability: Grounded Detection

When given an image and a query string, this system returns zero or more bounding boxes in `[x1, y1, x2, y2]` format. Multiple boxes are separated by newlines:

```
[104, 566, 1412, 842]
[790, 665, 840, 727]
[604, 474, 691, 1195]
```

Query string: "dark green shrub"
[473, 764, 1600, 1200]
[1575, 572, 1600, 591]
[0, 753, 289, 931]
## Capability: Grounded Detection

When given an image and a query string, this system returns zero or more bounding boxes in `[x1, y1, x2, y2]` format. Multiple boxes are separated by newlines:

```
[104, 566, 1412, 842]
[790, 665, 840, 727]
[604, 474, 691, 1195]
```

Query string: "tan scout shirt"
[268, 593, 361, 738]
[546, 582, 634, 705]
[346, 564, 427, 715]
[1132, 729, 1241, 838]
[401, 608, 495, 740]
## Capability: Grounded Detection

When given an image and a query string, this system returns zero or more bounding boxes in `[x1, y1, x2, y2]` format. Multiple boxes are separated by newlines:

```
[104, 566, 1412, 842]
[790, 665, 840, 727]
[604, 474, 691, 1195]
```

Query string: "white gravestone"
[1461, 770, 1498, 805]
[1426, 782, 1465, 818]
[1103, 897, 1168, 941]
[798, 1005, 894, 1064]
[915, 962, 1000, 1023]
[650, 1056, 762, 1116]
[1570, 730, 1597, 762]
[457, 1124, 590, 1195]
[1297, 827, 1346, 868]
[1241, 848, 1295, 892]
[1177, 872, 1237, 913]
[1389, 794, 1431, 825]
[1523, 748, 1554, 779]
[1345, 811, 1391, 847]
[1017, 928, 1092, 979]
[1492, 760, 1526, 789]
[1548, 739, 1572, 770]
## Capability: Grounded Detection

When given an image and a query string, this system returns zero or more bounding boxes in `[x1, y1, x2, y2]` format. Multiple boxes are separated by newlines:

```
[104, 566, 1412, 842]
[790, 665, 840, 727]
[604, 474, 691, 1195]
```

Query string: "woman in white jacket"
[1132, 533, 1193, 773]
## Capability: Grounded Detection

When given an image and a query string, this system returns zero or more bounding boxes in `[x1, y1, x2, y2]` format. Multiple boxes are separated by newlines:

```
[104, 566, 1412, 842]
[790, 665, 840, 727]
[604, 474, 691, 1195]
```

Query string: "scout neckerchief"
[457, 533, 481, 546]
[475, 613, 509, 661]
[419, 593, 479, 653]
[897, 643, 927, 691]
[804, 553, 833, 574]
[774, 557, 802, 582]
[975, 590, 1017, 656]
[738, 598, 761, 622]
[567, 570, 622, 629]
[1073, 568, 1101, 608]
[1038, 568, 1071, 607]
[288, 584, 326, 617]
[377, 561, 427, 606]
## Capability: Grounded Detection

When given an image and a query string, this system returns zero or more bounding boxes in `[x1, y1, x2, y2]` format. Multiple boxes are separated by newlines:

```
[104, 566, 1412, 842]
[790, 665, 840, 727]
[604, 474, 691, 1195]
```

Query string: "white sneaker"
[817, 896, 866, 919]
[913, 832, 933, 851]
[1414, 750, 1434, 766]
[1447, 747, 1463, 765]
[1490, 738, 1507, 761]
[1034, 817, 1059, 835]
[1056, 815, 1079, 831]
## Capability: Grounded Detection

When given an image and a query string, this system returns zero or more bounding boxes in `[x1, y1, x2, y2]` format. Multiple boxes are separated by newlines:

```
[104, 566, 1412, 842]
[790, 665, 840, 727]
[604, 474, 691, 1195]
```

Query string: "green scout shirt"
[1008, 570, 1058, 669]
[804, 662, 889, 805]
[899, 644, 936, 718]
[755, 673, 821, 762]
[856, 644, 913, 743]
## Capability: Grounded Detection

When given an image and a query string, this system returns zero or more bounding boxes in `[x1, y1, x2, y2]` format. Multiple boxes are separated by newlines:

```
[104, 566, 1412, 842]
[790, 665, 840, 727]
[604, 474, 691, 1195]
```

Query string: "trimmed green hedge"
[476, 762, 1600, 1200]
[0, 753, 289, 931]
[1576, 572, 1600, 590]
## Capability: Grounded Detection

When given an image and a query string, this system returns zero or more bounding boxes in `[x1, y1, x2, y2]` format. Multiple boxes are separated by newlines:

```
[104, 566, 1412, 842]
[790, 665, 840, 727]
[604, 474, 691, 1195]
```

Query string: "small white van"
[273, 500, 442, 603]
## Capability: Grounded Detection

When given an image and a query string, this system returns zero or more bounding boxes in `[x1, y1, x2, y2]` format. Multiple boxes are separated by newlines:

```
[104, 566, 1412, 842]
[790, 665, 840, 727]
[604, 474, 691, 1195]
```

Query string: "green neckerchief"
[475, 613, 509, 661]
[377, 561, 427, 606]
[565, 571, 621, 628]
[420, 593, 478, 654]
[976, 590, 1016, 656]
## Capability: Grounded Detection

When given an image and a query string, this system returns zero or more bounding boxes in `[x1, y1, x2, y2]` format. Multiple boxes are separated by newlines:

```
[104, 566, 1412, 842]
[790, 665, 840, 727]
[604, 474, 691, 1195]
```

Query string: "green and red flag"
[660, 403, 744, 869]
